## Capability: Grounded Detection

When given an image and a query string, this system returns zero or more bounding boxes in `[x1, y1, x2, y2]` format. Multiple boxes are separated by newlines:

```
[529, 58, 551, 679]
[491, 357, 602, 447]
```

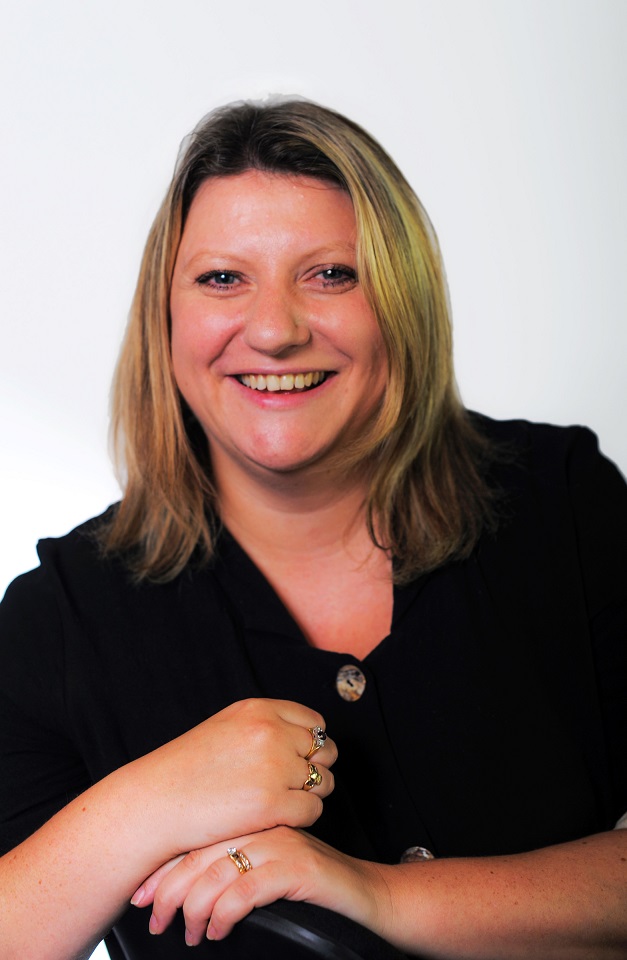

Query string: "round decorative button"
[400, 846, 435, 863]
[336, 664, 367, 701]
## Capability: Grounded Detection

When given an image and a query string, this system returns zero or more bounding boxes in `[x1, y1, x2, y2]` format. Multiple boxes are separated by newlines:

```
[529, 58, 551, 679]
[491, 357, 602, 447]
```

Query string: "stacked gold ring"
[305, 725, 327, 760]
[226, 847, 253, 873]
[303, 762, 323, 791]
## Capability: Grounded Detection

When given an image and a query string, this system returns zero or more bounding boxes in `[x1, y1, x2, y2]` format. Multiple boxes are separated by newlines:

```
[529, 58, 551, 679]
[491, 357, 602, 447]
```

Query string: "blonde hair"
[103, 98, 497, 581]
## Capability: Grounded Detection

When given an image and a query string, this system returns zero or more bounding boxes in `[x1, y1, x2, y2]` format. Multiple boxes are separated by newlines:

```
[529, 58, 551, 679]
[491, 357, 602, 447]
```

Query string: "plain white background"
[1, 3, 625, 955]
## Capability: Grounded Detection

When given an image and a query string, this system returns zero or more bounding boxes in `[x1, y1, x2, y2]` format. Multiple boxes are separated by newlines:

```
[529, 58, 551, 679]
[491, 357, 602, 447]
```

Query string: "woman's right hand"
[127, 698, 336, 859]
[0, 699, 335, 960]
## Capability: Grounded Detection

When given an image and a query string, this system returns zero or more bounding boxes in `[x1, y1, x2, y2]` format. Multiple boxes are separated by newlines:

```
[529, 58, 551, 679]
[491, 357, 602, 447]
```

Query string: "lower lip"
[230, 376, 333, 406]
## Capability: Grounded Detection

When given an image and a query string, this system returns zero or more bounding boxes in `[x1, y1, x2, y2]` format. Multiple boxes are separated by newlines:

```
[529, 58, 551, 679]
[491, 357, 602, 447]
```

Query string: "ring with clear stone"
[226, 847, 253, 874]
[305, 725, 327, 760]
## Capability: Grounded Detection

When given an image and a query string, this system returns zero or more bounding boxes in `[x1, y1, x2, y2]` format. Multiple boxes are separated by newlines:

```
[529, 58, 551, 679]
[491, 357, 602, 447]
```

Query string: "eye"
[195, 270, 242, 289]
[313, 265, 357, 289]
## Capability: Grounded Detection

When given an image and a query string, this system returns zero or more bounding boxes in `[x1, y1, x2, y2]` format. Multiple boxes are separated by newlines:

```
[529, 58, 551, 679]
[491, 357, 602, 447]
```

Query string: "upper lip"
[230, 369, 332, 376]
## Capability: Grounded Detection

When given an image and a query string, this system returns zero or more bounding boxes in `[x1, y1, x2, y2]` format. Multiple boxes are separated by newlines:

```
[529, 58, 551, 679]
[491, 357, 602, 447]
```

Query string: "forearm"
[137, 826, 627, 956]
[1, 764, 168, 960]
[367, 830, 627, 959]
[0, 698, 333, 960]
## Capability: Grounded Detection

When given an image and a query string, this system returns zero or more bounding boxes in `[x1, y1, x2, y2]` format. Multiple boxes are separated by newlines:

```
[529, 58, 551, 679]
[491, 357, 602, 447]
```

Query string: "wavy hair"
[102, 98, 497, 581]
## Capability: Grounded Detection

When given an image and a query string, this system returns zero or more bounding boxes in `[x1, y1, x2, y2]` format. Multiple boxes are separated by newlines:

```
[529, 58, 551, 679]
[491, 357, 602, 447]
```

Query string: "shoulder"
[34, 503, 120, 578]
[471, 410, 612, 464]
[470, 412, 625, 505]
[470, 412, 627, 617]
[0, 507, 120, 710]
[0, 503, 228, 664]
[1, 505, 123, 625]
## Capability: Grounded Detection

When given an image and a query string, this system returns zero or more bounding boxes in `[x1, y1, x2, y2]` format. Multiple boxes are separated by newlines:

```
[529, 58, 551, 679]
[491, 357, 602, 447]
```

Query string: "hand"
[127, 699, 337, 858]
[132, 826, 389, 946]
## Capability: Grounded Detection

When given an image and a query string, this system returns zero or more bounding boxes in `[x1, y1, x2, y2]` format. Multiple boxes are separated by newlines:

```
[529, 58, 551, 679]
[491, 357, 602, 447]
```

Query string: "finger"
[206, 860, 302, 941]
[149, 847, 218, 934]
[182, 850, 254, 945]
[265, 705, 332, 758]
[183, 827, 332, 944]
[131, 854, 185, 908]
[292, 759, 335, 799]
[301, 728, 338, 767]
[282, 786, 325, 827]
[269, 699, 326, 733]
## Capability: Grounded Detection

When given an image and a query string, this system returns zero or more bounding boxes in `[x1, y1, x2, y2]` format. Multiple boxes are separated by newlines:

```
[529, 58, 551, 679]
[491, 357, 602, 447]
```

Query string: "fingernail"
[206, 923, 216, 941]
[185, 928, 194, 946]
[130, 888, 145, 907]
[149, 913, 159, 935]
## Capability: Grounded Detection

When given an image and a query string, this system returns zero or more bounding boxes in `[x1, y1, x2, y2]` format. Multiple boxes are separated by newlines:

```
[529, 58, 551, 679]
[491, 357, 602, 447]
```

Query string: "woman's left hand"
[133, 827, 627, 956]
[132, 826, 389, 946]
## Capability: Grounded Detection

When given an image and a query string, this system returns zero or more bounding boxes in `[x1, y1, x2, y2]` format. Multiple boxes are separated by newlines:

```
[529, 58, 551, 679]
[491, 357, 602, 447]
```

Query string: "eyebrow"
[180, 240, 358, 271]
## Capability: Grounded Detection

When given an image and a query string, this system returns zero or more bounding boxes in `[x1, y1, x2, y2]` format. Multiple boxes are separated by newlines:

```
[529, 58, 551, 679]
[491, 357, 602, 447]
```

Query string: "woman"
[0, 98, 625, 959]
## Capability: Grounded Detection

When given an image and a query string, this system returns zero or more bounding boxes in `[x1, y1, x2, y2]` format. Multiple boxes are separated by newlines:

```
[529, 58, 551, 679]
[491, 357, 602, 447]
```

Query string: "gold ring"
[226, 847, 253, 874]
[303, 762, 322, 791]
[305, 725, 327, 760]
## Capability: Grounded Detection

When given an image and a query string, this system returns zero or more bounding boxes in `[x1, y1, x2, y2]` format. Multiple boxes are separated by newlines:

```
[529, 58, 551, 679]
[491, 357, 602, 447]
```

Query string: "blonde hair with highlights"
[103, 98, 496, 581]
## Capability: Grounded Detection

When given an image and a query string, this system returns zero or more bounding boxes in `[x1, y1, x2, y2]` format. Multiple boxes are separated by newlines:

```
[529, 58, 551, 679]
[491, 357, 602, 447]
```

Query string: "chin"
[239, 442, 337, 478]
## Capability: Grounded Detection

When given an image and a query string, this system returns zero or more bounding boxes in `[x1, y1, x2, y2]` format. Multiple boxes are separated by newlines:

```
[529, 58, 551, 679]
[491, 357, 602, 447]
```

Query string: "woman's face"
[170, 170, 387, 486]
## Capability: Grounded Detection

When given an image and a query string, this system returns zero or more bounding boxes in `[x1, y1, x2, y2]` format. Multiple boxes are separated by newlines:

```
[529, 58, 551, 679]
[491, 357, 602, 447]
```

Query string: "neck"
[214, 456, 376, 566]
[212, 454, 393, 656]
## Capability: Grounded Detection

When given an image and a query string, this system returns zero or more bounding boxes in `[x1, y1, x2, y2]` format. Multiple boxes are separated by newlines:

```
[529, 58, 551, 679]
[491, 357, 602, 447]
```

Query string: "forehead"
[181, 170, 356, 246]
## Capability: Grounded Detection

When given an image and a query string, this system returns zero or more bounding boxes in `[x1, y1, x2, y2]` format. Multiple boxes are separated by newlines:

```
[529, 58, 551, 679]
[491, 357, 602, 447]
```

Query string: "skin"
[170, 170, 388, 483]
[0, 700, 337, 960]
[136, 826, 627, 958]
[170, 170, 394, 656]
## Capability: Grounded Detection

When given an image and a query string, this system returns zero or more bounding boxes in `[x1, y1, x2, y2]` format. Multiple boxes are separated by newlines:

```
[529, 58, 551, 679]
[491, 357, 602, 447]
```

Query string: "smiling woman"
[104, 100, 494, 586]
[0, 98, 626, 960]
[169, 172, 387, 484]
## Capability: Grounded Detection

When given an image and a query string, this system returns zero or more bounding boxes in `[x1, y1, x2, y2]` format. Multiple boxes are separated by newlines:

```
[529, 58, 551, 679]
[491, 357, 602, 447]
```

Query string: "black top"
[1, 416, 626, 959]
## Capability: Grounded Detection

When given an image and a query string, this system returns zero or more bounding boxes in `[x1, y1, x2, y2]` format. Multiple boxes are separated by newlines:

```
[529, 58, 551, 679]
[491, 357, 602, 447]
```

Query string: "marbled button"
[400, 845, 435, 863]
[336, 664, 367, 701]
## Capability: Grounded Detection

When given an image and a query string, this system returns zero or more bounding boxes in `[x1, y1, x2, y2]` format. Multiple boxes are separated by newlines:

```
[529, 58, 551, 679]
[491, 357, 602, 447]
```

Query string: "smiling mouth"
[237, 372, 328, 392]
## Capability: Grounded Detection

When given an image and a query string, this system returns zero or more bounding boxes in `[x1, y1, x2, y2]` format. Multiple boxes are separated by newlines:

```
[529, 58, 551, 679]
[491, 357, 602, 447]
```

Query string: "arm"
[138, 825, 627, 958]
[0, 699, 336, 960]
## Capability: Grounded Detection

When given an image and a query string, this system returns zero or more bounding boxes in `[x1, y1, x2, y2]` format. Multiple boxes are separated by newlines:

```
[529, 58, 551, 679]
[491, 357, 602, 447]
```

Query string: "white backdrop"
[2, 0, 625, 597]
[0, 2, 625, 955]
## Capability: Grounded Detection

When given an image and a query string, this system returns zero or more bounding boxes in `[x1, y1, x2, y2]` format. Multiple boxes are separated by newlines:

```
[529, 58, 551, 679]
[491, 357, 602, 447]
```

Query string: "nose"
[242, 289, 311, 355]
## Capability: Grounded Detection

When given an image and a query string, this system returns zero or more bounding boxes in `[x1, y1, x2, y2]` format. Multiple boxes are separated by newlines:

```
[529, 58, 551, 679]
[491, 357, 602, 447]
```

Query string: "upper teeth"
[239, 372, 326, 392]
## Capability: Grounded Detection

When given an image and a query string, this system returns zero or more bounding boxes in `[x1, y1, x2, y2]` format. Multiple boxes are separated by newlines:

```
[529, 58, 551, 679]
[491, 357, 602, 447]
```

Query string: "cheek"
[170, 306, 212, 369]
[361, 325, 389, 402]
[169, 315, 211, 406]
[352, 315, 387, 376]
[169, 320, 191, 390]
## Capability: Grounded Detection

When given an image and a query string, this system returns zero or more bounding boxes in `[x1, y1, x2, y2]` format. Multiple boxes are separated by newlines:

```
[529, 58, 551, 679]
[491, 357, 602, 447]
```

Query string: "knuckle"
[255, 783, 279, 814]
[204, 860, 225, 884]
[286, 793, 323, 827]
[231, 873, 256, 905]
[183, 902, 209, 929]
[250, 716, 277, 749]
[182, 848, 206, 872]
[272, 824, 293, 842]
[310, 795, 324, 822]
[152, 886, 175, 913]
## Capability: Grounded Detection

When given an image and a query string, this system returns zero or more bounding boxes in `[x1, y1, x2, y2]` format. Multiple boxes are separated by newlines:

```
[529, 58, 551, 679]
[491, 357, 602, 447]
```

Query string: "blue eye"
[196, 270, 240, 287]
[316, 266, 357, 287]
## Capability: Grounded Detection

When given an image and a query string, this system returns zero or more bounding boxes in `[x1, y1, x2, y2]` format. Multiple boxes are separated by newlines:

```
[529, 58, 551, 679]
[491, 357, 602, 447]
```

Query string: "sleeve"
[0, 563, 89, 855]
[566, 428, 627, 823]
